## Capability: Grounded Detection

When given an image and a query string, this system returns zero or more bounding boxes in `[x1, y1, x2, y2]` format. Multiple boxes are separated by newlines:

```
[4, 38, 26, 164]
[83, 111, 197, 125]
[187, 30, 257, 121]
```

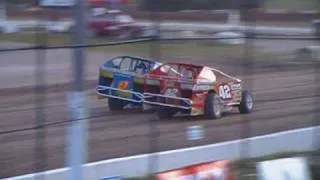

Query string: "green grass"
[0, 33, 71, 45]
[264, 0, 318, 9]
[0, 32, 276, 61]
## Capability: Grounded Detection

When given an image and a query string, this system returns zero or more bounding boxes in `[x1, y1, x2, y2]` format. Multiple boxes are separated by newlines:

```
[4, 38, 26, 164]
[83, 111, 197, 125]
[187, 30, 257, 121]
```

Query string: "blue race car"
[96, 56, 161, 111]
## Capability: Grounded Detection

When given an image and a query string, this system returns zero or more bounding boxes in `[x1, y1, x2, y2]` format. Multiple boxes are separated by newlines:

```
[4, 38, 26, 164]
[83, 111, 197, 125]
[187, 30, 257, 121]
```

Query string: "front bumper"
[96, 85, 144, 103]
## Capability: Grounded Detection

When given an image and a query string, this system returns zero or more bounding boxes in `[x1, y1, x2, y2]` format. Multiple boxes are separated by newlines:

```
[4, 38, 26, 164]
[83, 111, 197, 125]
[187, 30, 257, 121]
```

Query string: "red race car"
[143, 62, 254, 119]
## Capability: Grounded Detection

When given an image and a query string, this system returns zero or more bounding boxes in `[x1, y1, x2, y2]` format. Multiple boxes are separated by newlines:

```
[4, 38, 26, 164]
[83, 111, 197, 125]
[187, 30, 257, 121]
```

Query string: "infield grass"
[0, 32, 276, 61]
[264, 0, 318, 10]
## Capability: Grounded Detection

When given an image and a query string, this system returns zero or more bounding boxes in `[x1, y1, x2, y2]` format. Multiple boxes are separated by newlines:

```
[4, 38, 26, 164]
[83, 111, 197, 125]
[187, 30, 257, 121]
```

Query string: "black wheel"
[238, 90, 254, 113]
[108, 98, 124, 111]
[204, 92, 222, 119]
[156, 97, 176, 119]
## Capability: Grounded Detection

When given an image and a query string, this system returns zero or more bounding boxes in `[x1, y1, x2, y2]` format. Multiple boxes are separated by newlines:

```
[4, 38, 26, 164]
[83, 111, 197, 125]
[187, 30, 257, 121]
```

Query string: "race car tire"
[156, 97, 176, 119]
[204, 92, 222, 119]
[238, 90, 254, 113]
[108, 97, 124, 111]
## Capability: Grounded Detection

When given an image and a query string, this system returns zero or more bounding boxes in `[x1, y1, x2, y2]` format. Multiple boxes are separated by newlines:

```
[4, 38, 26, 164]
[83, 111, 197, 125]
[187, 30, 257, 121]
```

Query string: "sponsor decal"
[117, 80, 131, 98]
[157, 160, 233, 180]
[231, 83, 241, 90]
[257, 157, 312, 180]
[118, 81, 128, 90]
[193, 84, 212, 91]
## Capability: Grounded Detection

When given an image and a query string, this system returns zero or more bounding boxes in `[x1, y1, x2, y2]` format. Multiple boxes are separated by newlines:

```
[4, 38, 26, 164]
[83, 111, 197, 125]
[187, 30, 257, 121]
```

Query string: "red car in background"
[86, 9, 157, 39]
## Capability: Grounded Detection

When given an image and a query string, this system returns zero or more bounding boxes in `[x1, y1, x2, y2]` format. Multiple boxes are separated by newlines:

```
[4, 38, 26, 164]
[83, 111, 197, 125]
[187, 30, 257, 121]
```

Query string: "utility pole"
[66, 0, 89, 179]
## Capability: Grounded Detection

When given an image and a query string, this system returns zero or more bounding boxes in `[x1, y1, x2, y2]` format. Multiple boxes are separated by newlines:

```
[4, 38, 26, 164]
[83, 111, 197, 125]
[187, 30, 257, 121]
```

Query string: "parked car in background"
[87, 9, 157, 39]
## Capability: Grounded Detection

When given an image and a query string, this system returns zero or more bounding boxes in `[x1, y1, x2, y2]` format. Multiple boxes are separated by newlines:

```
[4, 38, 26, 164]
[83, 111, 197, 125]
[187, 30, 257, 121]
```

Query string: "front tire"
[108, 98, 124, 111]
[204, 92, 222, 119]
[238, 90, 254, 113]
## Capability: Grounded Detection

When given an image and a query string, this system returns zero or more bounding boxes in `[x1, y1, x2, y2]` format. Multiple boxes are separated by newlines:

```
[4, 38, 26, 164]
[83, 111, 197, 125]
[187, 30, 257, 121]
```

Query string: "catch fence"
[0, 2, 319, 180]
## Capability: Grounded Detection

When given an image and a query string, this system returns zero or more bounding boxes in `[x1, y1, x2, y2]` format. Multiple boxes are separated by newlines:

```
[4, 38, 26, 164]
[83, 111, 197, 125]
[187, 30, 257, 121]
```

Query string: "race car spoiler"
[96, 85, 144, 103]
[143, 92, 192, 110]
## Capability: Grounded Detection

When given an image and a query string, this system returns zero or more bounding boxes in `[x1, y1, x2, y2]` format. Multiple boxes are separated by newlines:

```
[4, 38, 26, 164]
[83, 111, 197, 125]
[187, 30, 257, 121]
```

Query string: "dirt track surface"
[0, 40, 319, 178]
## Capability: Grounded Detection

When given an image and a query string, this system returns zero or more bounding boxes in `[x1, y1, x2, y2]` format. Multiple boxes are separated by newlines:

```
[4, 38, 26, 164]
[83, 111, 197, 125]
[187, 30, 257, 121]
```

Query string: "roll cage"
[101, 55, 161, 75]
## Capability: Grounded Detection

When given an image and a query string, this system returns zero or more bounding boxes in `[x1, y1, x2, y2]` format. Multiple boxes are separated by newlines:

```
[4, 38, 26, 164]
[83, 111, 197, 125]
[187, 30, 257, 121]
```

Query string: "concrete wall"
[4, 126, 319, 180]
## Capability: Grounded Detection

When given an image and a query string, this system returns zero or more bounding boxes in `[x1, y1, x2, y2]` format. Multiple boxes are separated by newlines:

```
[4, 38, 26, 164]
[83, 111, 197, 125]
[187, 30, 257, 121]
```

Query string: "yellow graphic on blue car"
[116, 80, 132, 98]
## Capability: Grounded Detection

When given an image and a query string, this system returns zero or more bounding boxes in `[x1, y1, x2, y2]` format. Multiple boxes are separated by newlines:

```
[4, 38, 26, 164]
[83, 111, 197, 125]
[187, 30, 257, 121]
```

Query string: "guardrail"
[4, 126, 319, 180]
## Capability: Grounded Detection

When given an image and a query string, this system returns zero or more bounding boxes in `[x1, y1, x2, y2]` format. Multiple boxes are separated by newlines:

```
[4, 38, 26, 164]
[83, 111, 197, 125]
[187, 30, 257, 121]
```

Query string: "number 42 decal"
[219, 84, 232, 99]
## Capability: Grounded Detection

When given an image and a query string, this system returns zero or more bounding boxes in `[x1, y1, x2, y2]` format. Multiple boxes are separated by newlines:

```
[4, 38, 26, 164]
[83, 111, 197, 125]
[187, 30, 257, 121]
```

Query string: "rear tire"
[238, 90, 254, 113]
[204, 92, 222, 119]
[108, 98, 124, 111]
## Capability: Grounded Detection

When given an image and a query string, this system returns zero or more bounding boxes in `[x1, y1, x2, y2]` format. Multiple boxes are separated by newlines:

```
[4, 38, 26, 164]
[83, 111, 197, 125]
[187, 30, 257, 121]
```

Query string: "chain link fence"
[0, 0, 319, 179]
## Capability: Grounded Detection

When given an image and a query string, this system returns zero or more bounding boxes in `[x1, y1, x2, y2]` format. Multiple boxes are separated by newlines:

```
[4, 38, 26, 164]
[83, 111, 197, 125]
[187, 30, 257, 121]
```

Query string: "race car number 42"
[219, 84, 231, 99]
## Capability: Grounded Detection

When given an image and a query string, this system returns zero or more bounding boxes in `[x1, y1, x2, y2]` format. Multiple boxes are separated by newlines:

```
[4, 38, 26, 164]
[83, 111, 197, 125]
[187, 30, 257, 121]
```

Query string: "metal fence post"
[147, 3, 161, 178]
[66, 0, 89, 180]
[33, 6, 47, 180]
[239, 4, 256, 161]
[313, 13, 320, 156]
